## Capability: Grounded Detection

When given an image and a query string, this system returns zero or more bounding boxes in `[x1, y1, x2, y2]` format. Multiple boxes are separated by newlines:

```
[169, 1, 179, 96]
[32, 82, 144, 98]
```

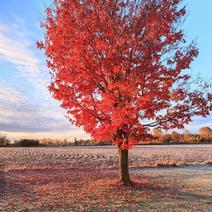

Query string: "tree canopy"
[38, 0, 211, 150]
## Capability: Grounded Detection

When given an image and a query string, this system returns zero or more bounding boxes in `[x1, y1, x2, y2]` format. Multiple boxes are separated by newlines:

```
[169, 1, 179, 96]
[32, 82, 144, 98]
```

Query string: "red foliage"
[38, 0, 211, 149]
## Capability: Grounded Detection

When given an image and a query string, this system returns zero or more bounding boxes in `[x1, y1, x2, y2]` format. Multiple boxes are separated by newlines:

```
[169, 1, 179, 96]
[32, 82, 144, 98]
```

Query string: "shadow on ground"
[1, 164, 212, 211]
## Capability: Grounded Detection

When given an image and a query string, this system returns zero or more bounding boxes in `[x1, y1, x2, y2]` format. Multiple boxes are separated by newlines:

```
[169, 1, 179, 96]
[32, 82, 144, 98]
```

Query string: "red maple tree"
[38, 0, 211, 184]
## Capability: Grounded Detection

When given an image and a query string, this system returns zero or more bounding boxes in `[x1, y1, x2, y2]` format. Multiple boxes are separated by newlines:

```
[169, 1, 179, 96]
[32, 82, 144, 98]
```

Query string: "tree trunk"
[118, 146, 132, 185]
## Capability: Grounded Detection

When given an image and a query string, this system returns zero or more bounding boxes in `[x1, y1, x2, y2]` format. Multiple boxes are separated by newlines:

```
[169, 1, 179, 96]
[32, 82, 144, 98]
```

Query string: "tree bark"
[118, 146, 132, 185]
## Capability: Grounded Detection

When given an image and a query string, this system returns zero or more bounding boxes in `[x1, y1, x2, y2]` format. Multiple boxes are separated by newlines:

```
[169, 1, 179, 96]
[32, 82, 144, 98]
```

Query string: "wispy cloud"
[0, 19, 88, 138]
[0, 84, 26, 105]
[0, 19, 49, 96]
[0, 83, 71, 132]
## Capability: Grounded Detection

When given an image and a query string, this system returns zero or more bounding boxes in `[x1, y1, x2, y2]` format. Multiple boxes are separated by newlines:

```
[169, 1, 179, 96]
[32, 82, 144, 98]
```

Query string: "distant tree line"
[0, 126, 212, 147]
[151, 127, 212, 144]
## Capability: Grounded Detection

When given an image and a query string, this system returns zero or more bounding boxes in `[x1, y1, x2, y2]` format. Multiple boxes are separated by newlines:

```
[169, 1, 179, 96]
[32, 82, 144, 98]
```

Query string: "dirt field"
[0, 145, 212, 211]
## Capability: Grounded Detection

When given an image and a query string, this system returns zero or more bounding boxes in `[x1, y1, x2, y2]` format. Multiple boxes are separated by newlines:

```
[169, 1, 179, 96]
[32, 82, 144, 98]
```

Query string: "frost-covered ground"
[1, 144, 212, 168]
[0, 145, 212, 211]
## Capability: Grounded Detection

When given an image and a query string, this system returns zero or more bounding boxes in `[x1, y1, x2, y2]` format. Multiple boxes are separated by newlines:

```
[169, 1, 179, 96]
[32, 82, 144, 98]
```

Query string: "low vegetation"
[15, 139, 40, 147]
[155, 161, 185, 167]
[0, 134, 9, 147]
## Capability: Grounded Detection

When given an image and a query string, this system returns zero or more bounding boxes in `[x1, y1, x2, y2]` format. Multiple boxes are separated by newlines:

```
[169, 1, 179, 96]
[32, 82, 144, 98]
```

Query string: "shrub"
[158, 134, 171, 143]
[199, 127, 212, 141]
[182, 133, 199, 143]
[152, 128, 163, 139]
[16, 139, 40, 147]
[0, 134, 9, 146]
[171, 131, 180, 142]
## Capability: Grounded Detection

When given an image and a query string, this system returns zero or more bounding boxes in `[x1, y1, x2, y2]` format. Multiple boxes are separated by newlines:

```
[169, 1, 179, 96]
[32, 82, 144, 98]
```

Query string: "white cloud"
[0, 20, 49, 98]
[0, 19, 88, 139]
[0, 84, 26, 105]
[0, 83, 63, 130]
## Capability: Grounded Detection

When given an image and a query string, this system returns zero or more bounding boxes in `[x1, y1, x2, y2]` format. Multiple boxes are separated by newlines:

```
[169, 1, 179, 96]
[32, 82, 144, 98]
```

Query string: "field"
[0, 145, 212, 211]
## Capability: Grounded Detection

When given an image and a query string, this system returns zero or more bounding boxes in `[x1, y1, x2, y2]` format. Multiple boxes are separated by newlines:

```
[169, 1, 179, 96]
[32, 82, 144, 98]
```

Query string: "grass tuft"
[205, 160, 212, 165]
[155, 161, 185, 167]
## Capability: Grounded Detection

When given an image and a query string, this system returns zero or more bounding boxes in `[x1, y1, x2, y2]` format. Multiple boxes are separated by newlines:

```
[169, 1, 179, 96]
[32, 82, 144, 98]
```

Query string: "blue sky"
[0, 0, 211, 140]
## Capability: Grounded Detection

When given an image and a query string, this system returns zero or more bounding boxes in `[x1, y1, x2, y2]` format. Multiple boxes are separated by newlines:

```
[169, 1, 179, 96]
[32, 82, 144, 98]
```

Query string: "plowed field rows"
[0, 145, 212, 168]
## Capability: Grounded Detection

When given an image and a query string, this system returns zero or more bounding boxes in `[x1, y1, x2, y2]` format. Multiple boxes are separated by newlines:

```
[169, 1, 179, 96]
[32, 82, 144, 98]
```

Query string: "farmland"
[0, 145, 212, 211]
